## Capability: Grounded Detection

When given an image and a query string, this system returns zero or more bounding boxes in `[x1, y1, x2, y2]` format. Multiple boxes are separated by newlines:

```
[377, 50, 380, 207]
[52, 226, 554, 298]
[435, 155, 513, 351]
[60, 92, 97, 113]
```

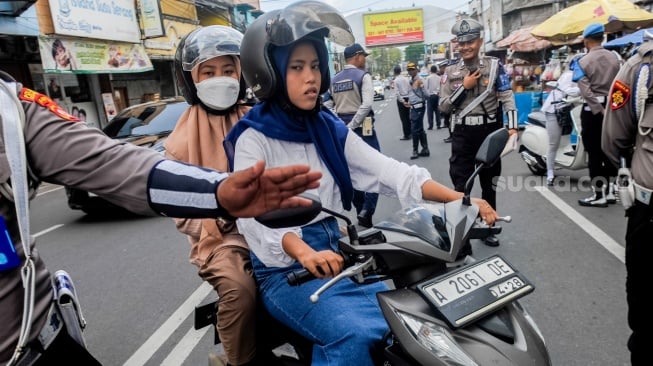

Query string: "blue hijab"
[224, 40, 353, 210]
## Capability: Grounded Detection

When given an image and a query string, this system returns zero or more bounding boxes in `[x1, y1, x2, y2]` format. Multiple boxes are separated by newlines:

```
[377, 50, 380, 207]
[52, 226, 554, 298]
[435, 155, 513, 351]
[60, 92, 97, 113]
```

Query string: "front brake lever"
[309, 257, 374, 303]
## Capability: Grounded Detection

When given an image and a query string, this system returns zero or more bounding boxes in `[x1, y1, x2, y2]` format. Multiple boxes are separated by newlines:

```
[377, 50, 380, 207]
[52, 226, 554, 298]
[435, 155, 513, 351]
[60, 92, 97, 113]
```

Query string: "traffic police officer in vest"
[439, 18, 518, 248]
[602, 38, 653, 366]
[0, 70, 320, 365]
[329, 42, 380, 228]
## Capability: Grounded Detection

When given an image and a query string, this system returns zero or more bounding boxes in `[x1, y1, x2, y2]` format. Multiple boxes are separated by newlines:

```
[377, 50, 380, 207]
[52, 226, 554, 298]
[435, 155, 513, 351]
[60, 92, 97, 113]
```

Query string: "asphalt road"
[29, 91, 630, 366]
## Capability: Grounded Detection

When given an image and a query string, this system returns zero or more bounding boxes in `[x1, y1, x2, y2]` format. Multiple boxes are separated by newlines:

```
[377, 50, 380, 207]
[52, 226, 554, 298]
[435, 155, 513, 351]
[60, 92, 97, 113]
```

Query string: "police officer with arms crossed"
[575, 23, 620, 207]
[602, 38, 653, 366]
[328, 42, 380, 228]
[439, 18, 518, 248]
[0, 71, 321, 365]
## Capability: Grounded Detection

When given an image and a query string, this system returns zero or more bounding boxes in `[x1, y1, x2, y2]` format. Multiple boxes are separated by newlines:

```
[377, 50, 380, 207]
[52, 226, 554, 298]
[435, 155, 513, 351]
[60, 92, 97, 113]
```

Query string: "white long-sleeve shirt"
[233, 128, 432, 267]
[541, 70, 580, 114]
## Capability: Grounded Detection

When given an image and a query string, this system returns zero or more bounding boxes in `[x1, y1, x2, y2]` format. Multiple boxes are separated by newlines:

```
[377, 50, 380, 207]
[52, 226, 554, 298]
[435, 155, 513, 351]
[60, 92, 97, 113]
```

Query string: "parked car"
[65, 97, 189, 216]
[373, 80, 385, 100]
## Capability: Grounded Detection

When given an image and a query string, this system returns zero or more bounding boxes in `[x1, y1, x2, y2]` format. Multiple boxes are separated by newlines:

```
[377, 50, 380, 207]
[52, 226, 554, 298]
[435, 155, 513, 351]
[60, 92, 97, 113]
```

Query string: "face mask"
[195, 76, 240, 110]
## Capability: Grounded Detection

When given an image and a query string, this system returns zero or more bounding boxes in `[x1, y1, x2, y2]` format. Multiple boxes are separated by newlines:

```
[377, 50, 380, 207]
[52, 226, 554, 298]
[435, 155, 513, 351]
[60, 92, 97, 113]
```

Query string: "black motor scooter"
[196, 128, 552, 366]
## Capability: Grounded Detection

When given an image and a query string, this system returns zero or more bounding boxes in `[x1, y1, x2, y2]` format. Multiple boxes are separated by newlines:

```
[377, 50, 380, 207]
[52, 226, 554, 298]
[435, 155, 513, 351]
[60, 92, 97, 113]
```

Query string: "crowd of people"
[1, 1, 649, 365]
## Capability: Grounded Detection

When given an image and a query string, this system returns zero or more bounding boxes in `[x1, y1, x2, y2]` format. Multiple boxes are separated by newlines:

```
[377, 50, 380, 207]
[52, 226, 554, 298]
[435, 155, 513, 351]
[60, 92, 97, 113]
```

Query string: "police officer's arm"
[497, 63, 519, 131]
[576, 59, 604, 115]
[602, 65, 637, 168]
[23, 100, 320, 219]
[349, 73, 374, 129]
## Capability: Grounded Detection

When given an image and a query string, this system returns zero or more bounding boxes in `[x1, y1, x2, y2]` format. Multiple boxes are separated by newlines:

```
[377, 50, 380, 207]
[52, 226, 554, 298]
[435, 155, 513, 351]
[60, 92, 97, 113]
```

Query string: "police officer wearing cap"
[329, 42, 380, 227]
[602, 38, 653, 366]
[393, 65, 412, 140]
[404, 61, 430, 159]
[575, 22, 621, 207]
[440, 18, 517, 247]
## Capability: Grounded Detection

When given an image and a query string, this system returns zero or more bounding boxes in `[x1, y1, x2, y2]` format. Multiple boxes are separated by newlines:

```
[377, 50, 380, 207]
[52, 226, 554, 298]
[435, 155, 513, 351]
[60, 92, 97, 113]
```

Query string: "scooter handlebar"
[287, 269, 315, 286]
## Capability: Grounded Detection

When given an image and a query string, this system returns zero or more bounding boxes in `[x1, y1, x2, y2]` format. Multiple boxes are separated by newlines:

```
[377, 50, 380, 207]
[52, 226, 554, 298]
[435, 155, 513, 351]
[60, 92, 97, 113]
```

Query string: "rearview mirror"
[475, 128, 509, 167]
[255, 193, 322, 228]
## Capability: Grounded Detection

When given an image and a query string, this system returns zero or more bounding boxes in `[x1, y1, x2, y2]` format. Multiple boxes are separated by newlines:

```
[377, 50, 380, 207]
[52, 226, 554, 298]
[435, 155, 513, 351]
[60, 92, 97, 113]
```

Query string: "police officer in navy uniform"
[602, 39, 653, 366]
[329, 43, 380, 228]
[439, 18, 518, 247]
[575, 23, 620, 207]
[404, 61, 430, 160]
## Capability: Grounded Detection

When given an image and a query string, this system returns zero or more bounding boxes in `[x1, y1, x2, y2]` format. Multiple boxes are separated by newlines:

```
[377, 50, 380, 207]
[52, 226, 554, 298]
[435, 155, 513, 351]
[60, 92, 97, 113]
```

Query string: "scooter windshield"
[375, 205, 450, 251]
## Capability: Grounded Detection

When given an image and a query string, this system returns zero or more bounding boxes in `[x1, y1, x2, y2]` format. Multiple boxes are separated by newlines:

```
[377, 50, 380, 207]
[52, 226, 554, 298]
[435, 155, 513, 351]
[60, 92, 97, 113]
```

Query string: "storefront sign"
[48, 0, 140, 43]
[139, 0, 165, 38]
[39, 36, 153, 74]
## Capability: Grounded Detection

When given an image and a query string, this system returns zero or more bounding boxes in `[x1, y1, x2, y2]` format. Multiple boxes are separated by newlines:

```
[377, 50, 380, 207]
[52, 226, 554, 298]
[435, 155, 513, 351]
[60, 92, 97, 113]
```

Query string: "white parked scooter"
[519, 86, 586, 176]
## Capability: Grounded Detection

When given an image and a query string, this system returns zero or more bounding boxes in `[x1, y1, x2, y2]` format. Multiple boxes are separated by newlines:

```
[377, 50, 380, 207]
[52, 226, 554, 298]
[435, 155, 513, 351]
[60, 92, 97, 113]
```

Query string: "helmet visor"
[182, 26, 244, 71]
[267, 1, 354, 47]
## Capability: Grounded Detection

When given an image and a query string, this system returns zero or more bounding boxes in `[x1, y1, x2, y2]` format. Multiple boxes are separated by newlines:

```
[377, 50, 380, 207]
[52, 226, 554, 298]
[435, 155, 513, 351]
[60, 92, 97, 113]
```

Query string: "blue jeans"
[251, 217, 389, 366]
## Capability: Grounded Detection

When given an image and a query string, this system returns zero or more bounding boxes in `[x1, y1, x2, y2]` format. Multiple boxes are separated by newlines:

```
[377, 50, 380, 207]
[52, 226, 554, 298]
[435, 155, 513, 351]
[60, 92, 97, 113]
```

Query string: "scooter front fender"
[520, 124, 549, 158]
[378, 288, 551, 366]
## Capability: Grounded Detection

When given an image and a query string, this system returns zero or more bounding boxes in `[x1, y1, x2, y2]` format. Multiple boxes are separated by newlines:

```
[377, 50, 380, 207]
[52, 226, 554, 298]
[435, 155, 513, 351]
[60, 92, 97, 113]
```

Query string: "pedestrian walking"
[329, 42, 380, 228]
[439, 18, 518, 248]
[574, 23, 620, 207]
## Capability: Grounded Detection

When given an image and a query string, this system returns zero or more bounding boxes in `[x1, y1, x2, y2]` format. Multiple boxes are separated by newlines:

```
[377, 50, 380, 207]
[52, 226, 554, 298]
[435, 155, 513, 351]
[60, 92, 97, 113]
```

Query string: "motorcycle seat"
[527, 111, 546, 128]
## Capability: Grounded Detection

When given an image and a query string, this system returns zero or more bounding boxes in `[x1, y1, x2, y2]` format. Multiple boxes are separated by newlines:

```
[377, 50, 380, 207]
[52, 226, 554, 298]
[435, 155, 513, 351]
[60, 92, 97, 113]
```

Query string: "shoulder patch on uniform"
[19, 88, 80, 122]
[610, 80, 630, 110]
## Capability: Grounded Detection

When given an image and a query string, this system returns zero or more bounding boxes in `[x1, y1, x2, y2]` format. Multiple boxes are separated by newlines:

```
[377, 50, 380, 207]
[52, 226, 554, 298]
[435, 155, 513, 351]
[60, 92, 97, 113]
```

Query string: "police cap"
[452, 18, 483, 42]
[583, 23, 604, 38]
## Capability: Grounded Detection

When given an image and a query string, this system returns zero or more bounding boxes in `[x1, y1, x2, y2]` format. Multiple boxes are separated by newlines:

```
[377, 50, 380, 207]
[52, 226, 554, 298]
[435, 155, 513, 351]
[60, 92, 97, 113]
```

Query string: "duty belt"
[410, 102, 424, 109]
[455, 114, 496, 126]
[634, 182, 653, 206]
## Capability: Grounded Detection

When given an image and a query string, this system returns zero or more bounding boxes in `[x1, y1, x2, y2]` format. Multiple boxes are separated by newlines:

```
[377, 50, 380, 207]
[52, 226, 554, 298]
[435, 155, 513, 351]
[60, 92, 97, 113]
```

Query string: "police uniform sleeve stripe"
[450, 84, 467, 107]
[506, 109, 518, 130]
[147, 160, 229, 218]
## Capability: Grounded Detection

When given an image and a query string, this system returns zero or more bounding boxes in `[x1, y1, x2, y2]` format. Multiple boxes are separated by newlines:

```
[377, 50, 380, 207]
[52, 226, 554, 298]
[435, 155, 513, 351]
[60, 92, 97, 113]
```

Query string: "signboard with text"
[363, 9, 424, 47]
[39, 36, 153, 74]
[48, 0, 140, 43]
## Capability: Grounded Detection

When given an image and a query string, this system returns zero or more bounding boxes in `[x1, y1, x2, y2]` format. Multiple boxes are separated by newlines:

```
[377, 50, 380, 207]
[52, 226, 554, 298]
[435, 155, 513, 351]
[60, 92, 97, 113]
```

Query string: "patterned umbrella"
[531, 0, 653, 45]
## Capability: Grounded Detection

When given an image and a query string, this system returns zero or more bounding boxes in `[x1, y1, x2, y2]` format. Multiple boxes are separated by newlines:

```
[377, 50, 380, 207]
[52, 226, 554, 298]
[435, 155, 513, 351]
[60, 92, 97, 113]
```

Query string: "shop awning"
[496, 26, 552, 52]
[0, 4, 39, 36]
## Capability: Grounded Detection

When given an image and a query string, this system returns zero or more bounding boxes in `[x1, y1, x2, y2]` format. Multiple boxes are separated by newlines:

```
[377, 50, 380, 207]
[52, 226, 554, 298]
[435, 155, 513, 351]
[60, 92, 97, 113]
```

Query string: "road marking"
[34, 224, 64, 237]
[161, 325, 211, 366]
[123, 282, 213, 366]
[36, 185, 64, 197]
[536, 186, 625, 263]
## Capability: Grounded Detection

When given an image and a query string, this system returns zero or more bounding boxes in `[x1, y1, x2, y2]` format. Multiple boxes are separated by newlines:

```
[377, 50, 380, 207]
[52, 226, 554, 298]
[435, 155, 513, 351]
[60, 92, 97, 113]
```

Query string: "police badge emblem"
[460, 20, 470, 34]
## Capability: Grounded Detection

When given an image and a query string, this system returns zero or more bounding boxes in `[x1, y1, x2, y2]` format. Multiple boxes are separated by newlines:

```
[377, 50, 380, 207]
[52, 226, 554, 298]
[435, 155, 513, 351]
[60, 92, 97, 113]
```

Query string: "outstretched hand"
[217, 161, 322, 218]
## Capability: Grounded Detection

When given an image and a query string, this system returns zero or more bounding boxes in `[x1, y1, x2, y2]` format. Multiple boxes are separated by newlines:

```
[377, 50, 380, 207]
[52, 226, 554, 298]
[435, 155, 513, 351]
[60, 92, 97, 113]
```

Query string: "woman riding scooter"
[541, 54, 581, 186]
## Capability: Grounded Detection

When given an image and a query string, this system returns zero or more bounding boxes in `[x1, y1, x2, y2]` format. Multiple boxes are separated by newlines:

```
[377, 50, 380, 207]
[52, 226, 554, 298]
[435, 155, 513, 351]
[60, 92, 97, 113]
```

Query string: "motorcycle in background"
[519, 83, 586, 176]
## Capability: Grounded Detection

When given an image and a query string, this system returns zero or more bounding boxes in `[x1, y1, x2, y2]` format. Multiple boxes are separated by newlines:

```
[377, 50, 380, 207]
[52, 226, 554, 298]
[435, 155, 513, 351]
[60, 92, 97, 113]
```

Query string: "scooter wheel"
[526, 163, 546, 176]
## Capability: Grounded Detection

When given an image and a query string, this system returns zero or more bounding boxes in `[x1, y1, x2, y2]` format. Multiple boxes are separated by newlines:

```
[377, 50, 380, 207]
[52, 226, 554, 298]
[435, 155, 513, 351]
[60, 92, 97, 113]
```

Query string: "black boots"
[410, 133, 429, 159]
[357, 209, 373, 228]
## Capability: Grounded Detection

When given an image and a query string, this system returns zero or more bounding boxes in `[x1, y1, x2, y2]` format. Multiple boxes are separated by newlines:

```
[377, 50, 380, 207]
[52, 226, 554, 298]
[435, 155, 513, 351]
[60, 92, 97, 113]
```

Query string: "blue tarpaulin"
[604, 28, 653, 49]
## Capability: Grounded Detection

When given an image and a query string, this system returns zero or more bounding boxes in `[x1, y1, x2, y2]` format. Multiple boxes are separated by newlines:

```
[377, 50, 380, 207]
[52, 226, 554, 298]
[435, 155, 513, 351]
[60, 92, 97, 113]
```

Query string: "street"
[30, 91, 630, 366]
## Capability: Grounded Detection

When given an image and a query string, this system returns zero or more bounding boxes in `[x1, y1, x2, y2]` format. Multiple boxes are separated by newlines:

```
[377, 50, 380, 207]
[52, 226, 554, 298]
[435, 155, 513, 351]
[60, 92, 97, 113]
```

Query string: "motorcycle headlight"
[397, 311, 479, 366]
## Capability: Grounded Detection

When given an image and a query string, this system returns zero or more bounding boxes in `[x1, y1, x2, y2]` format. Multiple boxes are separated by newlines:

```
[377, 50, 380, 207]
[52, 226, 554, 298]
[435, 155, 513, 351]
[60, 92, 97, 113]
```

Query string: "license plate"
[417, 255, 533, 328]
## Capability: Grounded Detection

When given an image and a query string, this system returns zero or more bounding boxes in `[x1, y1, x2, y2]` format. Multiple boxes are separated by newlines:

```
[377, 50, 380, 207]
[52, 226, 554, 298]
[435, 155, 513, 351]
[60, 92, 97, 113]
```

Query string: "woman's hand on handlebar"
[298, 250, 344, 279]
[472, 197, 498, 225]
